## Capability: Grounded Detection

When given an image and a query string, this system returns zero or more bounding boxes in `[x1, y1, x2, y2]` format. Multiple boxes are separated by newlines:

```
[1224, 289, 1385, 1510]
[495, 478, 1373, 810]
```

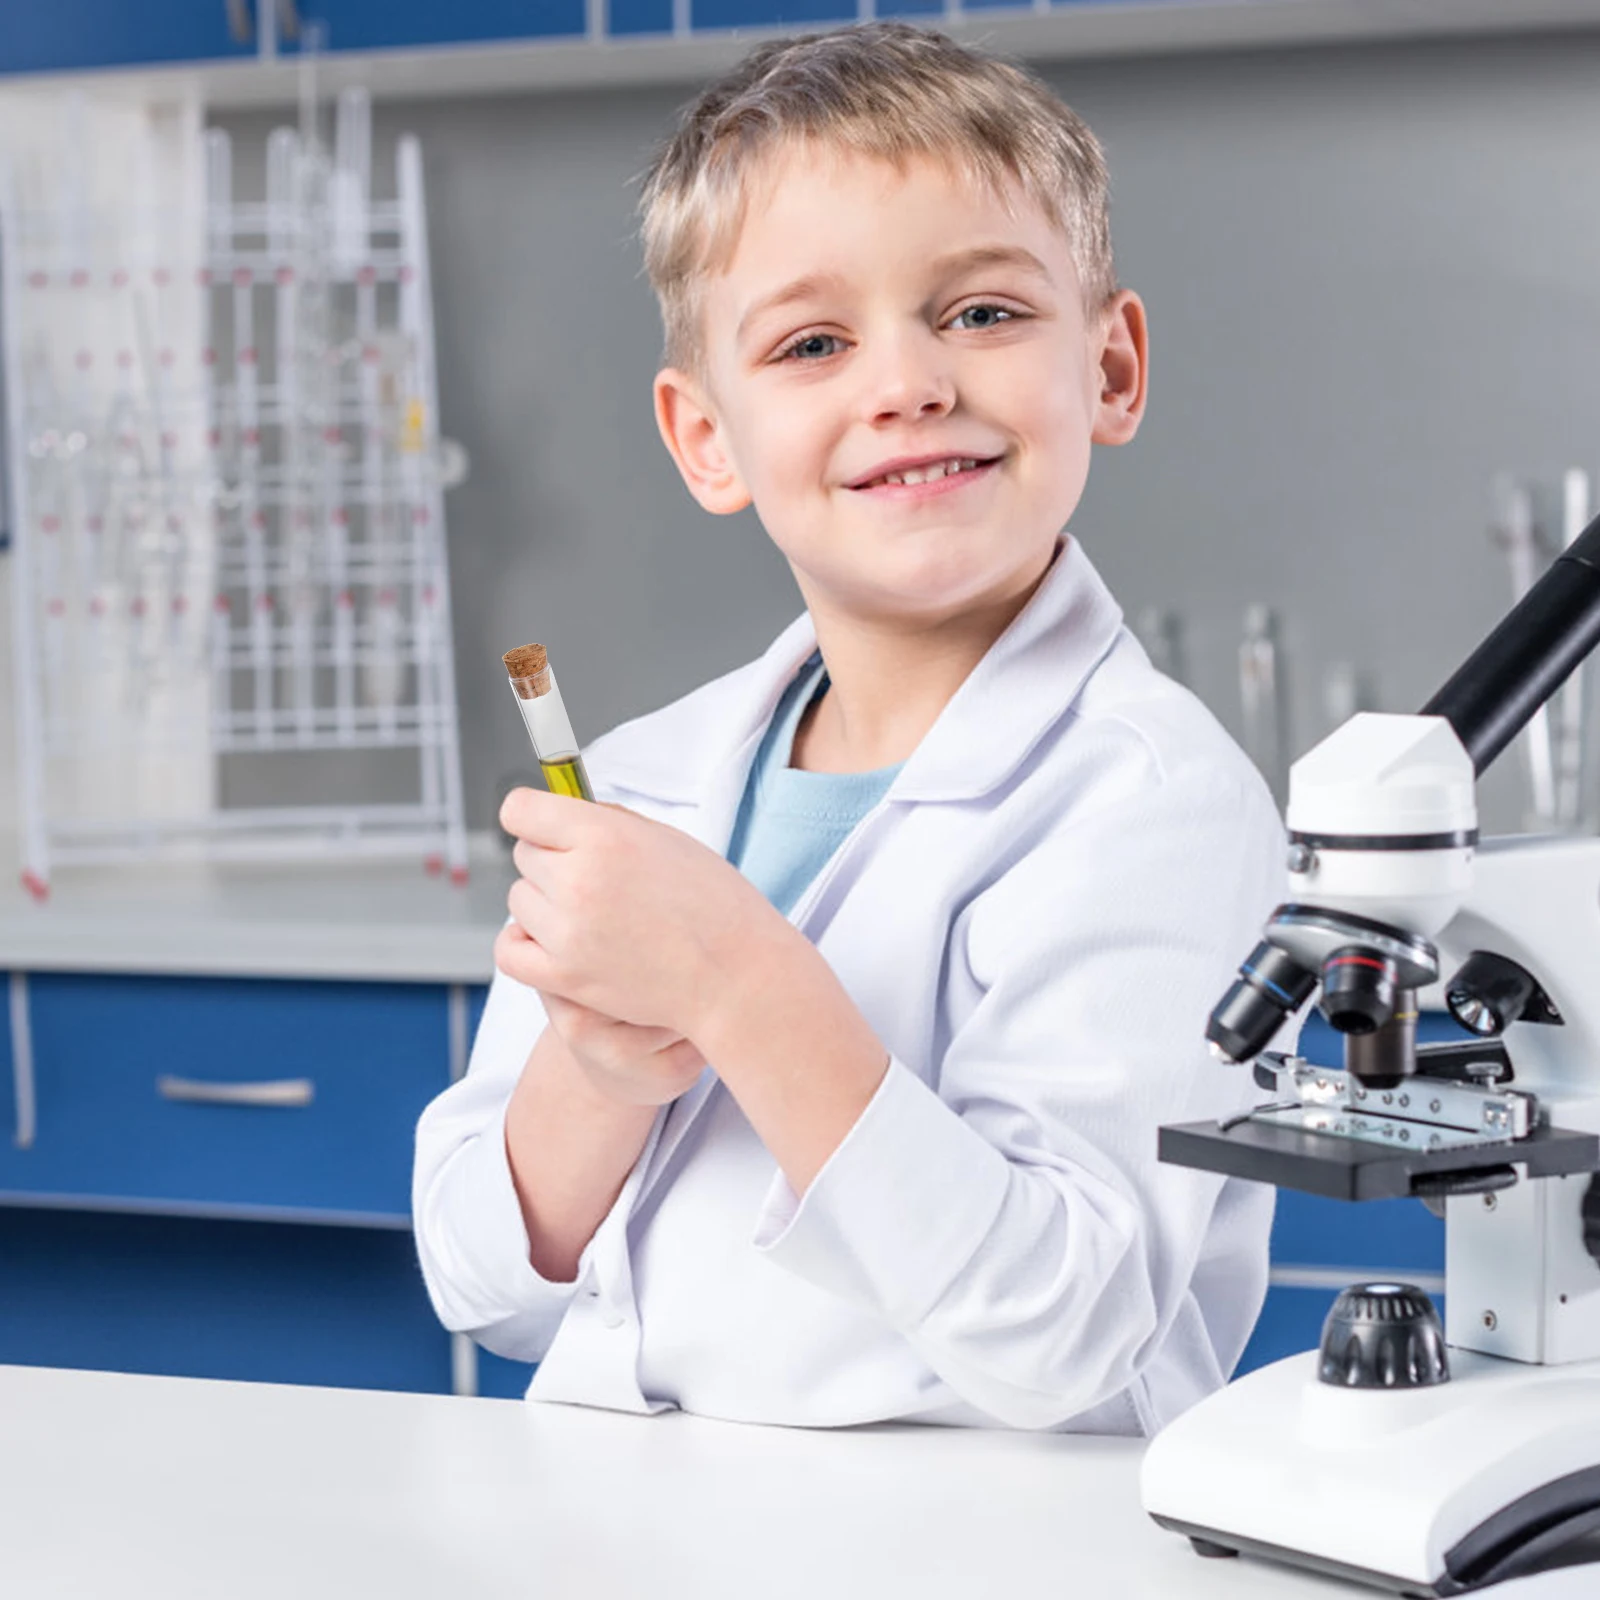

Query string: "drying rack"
[4, 88, 469, 897]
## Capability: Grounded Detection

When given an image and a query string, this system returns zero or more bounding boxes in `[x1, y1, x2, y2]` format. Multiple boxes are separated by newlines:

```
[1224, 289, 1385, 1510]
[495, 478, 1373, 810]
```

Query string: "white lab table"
[5, 1362, 1587, 1600]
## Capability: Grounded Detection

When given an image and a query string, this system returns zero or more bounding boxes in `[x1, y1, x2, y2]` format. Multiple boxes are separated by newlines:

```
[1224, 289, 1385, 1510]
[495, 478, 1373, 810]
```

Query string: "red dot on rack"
[338, 590, 354, 609]
[27, 271, 48, 289]
[158, 349, 175, 368]
[90, 597, 106, 616]
[251, 511, 267, 528]
[86, 516, 103, 533]
[233, 268, 253, 287]
[449, 866, 470, 887]
[70, 270, 88, 288]
[214, 595, 232, 615]
[161, 432, 178, 449]
[332, 508, 349, 526]
[424, 855, 444, 876]
[173, 595, 189, 614]
[323, 427, 342, 445]
[276, 265, 295, 285]
[119, 434, 137, 450]
[238, 347, 258, 366]
[257, 594, 275, 611]
[47, 598, 65, 616]
[153, 268, 171, 288]
[207, 429, 221, 448]
[412, 507, 429, 525]
[202, 348, 218, 366]
[116, 350, 133, 368]
[111, 269, 128, 288]
[244, 428, 261, 447]
[40, 516, 60, 533]
[358, 266, 377, 286]
[197, 268, 213, 287]
[74, 351, 92, 369]
[131, 596, 148, 617]
[399, 266, 414, 284]
[363, 345, 380, 364]
[422, 585, 436, 605]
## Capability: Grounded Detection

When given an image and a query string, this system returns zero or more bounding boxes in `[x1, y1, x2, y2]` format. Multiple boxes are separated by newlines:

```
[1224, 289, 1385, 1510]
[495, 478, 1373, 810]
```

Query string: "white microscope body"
[1142, 693, 1600, 1593]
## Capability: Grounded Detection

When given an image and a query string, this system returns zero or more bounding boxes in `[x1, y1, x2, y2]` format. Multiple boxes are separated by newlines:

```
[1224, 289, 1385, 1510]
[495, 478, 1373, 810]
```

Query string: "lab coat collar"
[593, 536, 1124, 809]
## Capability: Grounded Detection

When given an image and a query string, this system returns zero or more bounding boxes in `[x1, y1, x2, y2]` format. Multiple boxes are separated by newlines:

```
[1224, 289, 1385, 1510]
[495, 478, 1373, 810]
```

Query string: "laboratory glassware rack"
[4, 88, 469, 896]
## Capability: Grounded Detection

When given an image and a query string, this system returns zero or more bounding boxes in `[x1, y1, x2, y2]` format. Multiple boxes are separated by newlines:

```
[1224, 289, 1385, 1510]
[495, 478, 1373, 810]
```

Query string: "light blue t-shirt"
[725, 654, 902, 917]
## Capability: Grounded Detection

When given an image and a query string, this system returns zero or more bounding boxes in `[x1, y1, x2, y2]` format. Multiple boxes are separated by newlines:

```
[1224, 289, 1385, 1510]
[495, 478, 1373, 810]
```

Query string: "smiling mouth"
[852, 456, 999, 490]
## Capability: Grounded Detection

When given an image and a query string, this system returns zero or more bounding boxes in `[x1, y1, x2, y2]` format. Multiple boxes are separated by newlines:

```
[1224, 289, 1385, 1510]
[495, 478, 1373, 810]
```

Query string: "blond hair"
[639, 22, 1116, 372]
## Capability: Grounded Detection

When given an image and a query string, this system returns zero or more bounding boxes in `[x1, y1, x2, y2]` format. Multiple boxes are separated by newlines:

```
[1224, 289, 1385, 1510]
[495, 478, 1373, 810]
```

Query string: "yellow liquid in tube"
[541, 756, 594, 801]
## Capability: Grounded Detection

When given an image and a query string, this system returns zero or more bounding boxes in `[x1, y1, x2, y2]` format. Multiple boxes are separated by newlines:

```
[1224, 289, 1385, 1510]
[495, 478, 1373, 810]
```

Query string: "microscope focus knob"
[1318, 1283, 1450, 1389]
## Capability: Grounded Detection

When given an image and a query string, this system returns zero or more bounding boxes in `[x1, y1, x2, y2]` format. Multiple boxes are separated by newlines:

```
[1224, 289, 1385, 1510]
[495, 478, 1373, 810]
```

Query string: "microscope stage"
[1159, 1116, 1598, 1201]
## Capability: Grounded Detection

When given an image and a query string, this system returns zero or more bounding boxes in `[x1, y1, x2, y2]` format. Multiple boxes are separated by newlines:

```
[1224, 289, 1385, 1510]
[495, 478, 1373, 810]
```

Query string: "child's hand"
[497, 786, 779, 1044]
[536, 988, 706, 1108]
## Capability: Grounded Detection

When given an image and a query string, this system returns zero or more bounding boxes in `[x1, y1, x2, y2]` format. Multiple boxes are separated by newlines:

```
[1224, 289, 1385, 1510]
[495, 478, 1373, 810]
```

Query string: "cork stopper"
[503, 642, 551, 700]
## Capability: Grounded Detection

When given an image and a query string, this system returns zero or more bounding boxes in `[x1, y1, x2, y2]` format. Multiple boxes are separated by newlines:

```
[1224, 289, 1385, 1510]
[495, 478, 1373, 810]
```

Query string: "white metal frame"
[3, 89, 469, 895]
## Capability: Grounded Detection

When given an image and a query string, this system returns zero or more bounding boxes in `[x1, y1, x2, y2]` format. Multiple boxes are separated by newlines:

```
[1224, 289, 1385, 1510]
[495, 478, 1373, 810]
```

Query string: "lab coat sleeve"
[412, 967, 590, 1363]
[753, 756, 1285, 1432]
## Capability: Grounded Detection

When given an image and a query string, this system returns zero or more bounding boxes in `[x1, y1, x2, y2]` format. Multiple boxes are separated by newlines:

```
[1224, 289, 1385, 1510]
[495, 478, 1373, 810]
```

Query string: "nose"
[862, 327, 955, 425]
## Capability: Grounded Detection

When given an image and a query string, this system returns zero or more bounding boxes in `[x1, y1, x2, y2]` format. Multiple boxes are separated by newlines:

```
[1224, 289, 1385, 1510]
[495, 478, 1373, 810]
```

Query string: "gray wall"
[219, 28, 1600, 835]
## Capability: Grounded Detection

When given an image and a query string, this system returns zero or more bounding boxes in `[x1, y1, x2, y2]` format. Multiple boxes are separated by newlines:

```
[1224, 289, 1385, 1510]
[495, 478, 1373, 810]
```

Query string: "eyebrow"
[735, 274, 843, 346]
[735, 245, 1057, 345]
[926, 244, 1055, 283]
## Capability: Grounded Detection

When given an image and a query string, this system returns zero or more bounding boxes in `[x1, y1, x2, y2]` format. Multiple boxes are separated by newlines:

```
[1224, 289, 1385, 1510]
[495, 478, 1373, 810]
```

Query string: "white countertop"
[0, 1364, 1378, 1600]
[4, 1364, 1592, 1599]
[0, 841, 512, 983]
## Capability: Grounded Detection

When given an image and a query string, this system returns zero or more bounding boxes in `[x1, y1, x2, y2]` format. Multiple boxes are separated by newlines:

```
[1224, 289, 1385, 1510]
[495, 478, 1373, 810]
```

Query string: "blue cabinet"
[0, 974, 448, 1224]
[0, 0, 1144, 76]
[0, 969, 538, 1400]
[0, 3, 254, 76]
[305, 1, 587, 49]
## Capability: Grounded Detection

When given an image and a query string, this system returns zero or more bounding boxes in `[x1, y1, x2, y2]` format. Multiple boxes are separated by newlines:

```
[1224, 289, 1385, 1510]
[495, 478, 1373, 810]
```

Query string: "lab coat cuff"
[448, 1103, 592, 1312]
[753, 1056, 1012, 1326]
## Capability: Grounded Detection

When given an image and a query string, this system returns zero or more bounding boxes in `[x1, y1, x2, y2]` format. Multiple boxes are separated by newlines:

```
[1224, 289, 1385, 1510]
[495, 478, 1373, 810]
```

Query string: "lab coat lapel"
[624, 537, 1126, 1200]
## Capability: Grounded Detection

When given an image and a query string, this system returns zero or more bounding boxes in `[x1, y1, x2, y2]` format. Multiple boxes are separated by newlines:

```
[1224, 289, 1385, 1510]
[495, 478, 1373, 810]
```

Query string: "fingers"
[498, 784, 588, 849]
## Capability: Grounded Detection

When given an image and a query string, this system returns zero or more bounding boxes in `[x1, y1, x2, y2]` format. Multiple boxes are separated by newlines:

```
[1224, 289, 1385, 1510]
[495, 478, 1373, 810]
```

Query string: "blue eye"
[780, 332, 845, 361]
[949, 304, 1015, 331]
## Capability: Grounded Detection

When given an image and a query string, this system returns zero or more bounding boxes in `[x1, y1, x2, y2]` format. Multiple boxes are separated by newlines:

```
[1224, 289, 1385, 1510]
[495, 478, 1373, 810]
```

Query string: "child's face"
[654, 145, 1146, 631]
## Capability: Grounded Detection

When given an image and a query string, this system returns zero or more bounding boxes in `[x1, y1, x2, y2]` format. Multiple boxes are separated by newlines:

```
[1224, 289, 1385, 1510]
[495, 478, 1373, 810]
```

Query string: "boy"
[414, 22, 1284, 1433]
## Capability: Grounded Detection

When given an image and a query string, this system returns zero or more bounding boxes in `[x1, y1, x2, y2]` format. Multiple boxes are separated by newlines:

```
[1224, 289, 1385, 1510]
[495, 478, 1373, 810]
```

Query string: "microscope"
[1141, 513, 1600, 1595]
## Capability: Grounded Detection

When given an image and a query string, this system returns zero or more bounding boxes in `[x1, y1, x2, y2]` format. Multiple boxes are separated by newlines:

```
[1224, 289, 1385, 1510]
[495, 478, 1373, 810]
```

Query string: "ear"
[653, 367, 752, 515]
[1089, 290, 1149, 447]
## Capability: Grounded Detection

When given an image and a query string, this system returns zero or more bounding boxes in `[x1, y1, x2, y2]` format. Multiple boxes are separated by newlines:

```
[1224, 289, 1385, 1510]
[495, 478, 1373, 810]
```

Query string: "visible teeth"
[871, 457, 980, 488]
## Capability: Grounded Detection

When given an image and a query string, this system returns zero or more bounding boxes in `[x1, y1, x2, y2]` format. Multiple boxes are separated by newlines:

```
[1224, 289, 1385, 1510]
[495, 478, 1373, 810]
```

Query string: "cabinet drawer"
[0, 974, 450, 1223]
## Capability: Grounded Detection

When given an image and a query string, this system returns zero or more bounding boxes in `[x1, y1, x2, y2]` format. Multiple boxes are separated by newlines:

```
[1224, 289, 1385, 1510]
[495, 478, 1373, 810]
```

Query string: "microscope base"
[1141, 1349, 1600, 1595]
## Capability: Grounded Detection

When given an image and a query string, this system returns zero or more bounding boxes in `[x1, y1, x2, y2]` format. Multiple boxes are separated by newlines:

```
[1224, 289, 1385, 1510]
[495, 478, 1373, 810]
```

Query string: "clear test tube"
[503, 644, 593, 800]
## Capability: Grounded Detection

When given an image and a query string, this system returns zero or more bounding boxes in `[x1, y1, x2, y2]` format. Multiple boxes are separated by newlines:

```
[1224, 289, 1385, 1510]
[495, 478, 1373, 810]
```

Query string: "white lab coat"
[413, 538, 1286, 1433]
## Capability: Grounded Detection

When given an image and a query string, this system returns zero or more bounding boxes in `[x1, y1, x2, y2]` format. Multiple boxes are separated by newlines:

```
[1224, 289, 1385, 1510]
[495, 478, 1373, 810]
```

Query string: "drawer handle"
[156, 1076, 315, 1108]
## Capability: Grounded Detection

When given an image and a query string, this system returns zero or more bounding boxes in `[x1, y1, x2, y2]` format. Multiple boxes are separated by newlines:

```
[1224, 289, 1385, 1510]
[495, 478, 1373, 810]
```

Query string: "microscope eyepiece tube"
[1422, 509, 1600, 775]
[503, 643, 594, 801]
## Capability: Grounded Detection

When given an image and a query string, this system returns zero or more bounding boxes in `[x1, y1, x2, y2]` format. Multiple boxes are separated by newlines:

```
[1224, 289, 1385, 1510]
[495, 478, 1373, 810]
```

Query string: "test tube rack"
[4, 88, 469, 896]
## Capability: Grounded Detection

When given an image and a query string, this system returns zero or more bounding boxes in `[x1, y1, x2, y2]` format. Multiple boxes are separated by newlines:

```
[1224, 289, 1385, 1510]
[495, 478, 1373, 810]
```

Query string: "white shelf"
[16, 1, 1600, 112]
